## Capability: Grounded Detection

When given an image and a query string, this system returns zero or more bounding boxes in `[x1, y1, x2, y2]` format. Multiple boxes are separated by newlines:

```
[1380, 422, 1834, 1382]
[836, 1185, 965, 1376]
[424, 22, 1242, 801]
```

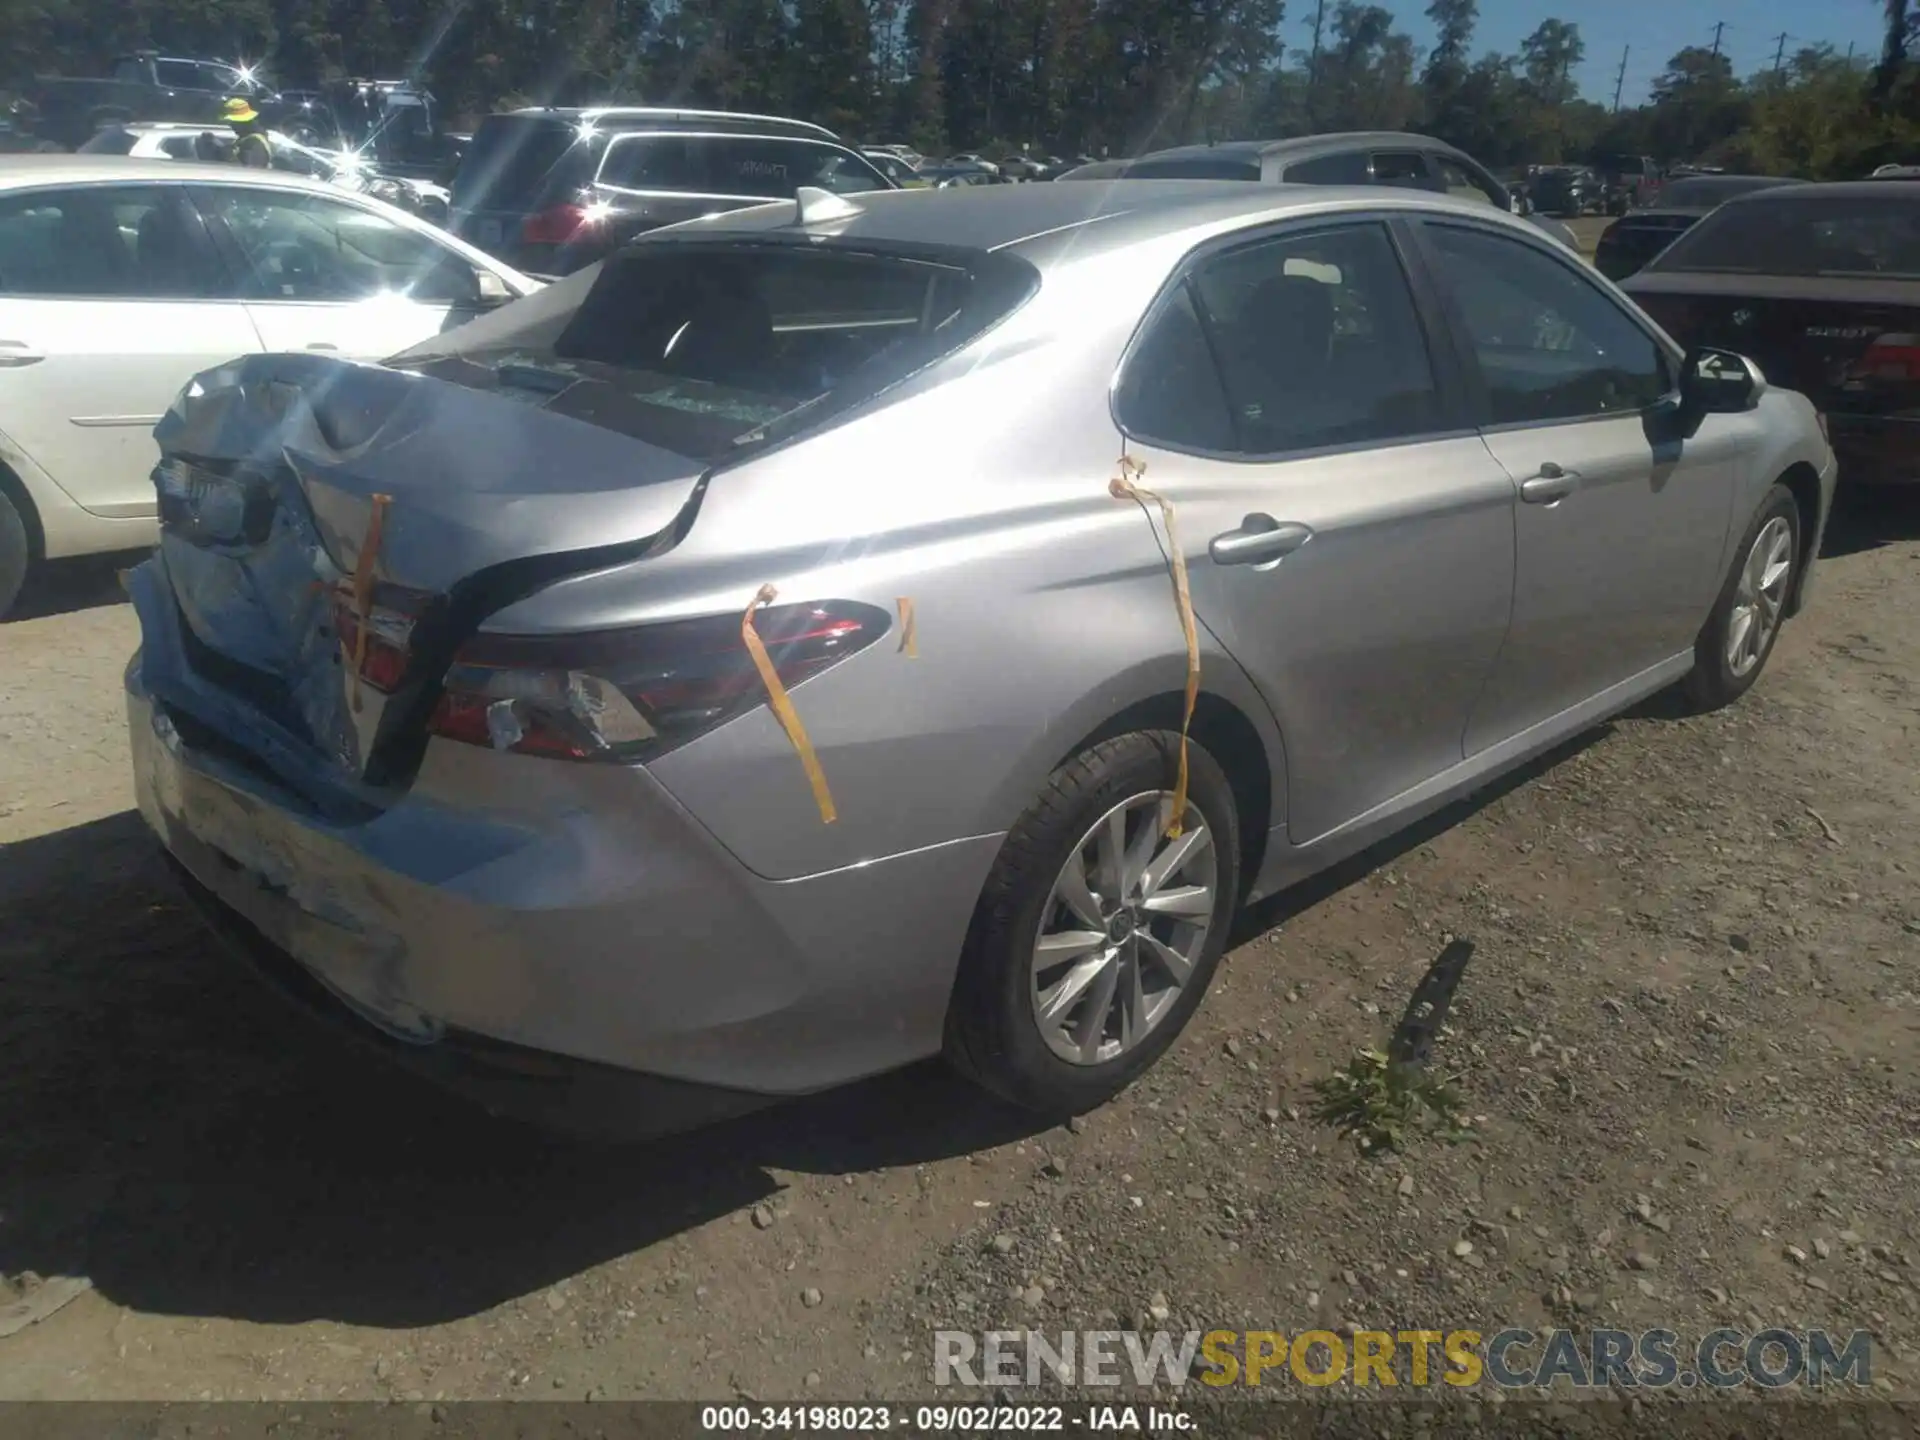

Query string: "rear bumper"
[162, 849, 773, 1141]
[1828, 415, 1920, 485]
[127, 657, 1002, 1107]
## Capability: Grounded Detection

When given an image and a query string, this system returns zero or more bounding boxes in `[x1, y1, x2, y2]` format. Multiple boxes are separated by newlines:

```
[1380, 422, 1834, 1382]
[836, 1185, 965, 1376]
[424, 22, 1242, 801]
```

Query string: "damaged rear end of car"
[125, 226, 1040, 1135]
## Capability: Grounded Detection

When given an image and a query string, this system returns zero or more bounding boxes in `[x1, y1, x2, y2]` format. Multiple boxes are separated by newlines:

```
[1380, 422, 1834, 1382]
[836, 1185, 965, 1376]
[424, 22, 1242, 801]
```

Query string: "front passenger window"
[1424, 224, 1670, 424]
[204, 189, 479, 304]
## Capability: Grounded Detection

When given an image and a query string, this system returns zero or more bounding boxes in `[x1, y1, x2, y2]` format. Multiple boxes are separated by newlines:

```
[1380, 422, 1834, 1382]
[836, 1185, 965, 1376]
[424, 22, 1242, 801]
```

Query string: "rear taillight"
[1855, 333, 1920, 380]
[425, 599, 891, 762]
[331, 582, 431, 695]
[520, 203, 605, 247]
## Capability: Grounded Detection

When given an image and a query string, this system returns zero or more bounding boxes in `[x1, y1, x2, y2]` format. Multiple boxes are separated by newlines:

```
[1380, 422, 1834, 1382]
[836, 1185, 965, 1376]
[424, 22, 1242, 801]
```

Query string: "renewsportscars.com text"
[933, 1327, 1874, 1390]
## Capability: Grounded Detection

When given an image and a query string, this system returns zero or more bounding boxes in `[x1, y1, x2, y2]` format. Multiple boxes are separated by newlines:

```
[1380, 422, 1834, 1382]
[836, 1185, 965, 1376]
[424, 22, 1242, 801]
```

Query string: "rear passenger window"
[1115, 285, 1236, 452]
[599, 135, 699, 193]
[0, 186, 218, 298]
[1188, 223, 1444, 454]
[1285, 152, 1369, 185]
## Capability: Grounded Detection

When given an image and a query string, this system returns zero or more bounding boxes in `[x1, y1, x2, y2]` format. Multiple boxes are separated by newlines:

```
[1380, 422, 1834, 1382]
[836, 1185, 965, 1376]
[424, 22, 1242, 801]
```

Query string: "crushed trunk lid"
[130, 352, 710, 816]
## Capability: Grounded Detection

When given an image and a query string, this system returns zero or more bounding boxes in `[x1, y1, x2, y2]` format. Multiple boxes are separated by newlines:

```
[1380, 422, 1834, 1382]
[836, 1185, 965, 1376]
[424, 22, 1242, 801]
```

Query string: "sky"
[1327, 0, 1888, 106]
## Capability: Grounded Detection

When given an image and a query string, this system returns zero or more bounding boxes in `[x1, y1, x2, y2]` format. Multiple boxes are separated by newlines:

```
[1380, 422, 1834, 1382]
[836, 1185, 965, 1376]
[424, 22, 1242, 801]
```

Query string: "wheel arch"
[1045, 686, 1279, 903]
[1775, 459, 1822, 619]
[0, 454, 46, 564]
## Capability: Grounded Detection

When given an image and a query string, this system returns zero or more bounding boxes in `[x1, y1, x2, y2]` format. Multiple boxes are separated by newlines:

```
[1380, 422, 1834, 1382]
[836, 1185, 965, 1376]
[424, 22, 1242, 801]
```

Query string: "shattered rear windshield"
[394, 239, 1032, 459]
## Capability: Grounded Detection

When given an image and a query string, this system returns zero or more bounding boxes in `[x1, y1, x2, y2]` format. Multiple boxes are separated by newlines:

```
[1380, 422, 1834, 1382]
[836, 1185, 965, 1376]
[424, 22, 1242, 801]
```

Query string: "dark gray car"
[448, 106, 896, 274]
[1059, 131, 1582, 252]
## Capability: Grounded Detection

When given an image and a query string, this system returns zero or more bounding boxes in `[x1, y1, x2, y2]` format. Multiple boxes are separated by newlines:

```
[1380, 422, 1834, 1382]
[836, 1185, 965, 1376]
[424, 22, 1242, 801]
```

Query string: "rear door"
[1412, 220, 1738, 752]
[1113, 217, 1518, 845]
[193, 184, 509, 359]
[0, 182, 257, 521]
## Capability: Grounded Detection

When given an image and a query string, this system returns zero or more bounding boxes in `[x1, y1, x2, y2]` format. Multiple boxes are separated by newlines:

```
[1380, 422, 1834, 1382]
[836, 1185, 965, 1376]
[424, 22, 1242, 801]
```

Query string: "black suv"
[449, 107, 896, 274]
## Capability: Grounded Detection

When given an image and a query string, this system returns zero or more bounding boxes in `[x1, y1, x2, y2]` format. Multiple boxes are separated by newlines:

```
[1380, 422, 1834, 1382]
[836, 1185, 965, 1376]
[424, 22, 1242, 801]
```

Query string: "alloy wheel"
[1727, 515, 1794, 679]
[1030, 792, 1218, 1066]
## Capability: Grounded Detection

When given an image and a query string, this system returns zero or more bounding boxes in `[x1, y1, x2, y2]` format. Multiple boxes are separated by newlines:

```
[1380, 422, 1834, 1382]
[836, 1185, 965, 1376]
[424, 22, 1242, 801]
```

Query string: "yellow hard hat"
[221, 97, 259, 124]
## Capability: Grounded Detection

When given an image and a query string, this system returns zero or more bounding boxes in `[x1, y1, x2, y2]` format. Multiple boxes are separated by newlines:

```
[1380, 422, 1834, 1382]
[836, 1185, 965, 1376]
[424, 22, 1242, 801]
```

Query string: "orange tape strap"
[1109, 457, 1199, 838]
[742, 584, 838, 825]
[347, 493, 392, 713]
[897, 596, 918, 657]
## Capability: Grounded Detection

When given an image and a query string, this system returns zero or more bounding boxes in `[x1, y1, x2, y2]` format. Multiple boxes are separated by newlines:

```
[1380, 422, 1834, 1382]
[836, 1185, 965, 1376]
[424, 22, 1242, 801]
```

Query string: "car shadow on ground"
[3, 553, 140, 622]
[1819, 486, 1920, 560]
[0, 810, 1047, 1330]
[0, 729, 1617, 1331]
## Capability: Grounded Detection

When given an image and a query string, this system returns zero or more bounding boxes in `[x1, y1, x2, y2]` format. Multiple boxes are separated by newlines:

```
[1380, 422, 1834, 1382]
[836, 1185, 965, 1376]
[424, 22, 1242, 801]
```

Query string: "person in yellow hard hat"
[221, 96, 272, 168]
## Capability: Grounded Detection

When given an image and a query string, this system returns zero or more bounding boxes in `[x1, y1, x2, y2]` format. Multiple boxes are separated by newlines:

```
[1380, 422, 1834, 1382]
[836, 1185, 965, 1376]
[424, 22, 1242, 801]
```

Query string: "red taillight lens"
[425, 599, 891, 762]
[520, 203, 603, 247]
[331, 582, 430, 695]
[1855, 333, 1920, 380]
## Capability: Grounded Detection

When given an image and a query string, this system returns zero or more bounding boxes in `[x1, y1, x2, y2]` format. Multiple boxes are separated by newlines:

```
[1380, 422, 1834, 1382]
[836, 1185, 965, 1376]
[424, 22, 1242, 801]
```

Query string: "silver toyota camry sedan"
[125, 180, 1836, 1136]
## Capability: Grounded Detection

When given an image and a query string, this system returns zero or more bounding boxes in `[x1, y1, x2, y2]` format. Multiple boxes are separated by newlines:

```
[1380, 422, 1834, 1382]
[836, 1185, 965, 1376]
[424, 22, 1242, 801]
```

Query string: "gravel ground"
[0, 487, 1917, 1410]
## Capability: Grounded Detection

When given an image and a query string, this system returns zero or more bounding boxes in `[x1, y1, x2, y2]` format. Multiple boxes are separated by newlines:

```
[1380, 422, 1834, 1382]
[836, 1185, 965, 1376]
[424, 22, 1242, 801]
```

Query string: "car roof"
[1136, 131, 1465, 166]
[0, 154, 347, 195]
[664, 177, 1545, 269]
[1717, 179, 1920, 205]
[496, 106, 836, 140]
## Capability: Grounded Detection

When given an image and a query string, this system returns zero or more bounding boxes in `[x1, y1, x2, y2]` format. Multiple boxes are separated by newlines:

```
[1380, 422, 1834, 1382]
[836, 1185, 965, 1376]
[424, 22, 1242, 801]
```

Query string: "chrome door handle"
[1520, 463, 1580, 504]
[0, 341, 45, 367]
[1209, 515, 1314, 567]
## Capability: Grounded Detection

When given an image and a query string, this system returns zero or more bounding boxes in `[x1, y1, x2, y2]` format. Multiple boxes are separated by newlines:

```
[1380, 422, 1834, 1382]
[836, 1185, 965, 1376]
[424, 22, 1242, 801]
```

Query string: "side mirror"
[473, 268, 513, 307]
[1681, 346, 1764, 414]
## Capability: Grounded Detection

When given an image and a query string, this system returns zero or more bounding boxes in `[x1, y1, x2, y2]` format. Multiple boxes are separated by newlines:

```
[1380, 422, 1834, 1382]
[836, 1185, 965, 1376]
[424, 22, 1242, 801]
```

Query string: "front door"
[1114, 219, 1518, 845]
[1411, 221, 1737, 755]
[193, 185, 483, 361]
[0, 183, 256, 520]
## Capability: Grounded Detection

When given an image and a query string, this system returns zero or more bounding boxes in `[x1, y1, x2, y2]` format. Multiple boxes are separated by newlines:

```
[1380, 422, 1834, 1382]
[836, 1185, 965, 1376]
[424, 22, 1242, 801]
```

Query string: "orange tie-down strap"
[1109, 456, 1200, 838]
[347, 492, 392, 713]
[742, 584, 838, 825]
[896, 596, 918, 657]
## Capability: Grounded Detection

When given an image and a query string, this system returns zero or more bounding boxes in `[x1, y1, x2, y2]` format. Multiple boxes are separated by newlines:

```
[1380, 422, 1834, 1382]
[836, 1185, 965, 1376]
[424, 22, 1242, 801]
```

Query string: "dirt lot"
[1, 485, 1919, 1406]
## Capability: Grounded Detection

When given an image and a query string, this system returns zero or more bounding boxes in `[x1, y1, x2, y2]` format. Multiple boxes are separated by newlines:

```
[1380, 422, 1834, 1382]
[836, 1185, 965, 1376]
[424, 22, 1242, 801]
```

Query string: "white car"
[0, 156, 536, 613]
[80, 122, 453, 222]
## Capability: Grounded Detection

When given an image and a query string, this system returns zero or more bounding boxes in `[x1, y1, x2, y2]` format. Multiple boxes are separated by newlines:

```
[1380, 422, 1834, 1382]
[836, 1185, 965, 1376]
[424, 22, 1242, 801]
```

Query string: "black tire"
[945, 730, 1241, 1115]
[0, 485, 31, 618]
[1683, 482, 1802, 712]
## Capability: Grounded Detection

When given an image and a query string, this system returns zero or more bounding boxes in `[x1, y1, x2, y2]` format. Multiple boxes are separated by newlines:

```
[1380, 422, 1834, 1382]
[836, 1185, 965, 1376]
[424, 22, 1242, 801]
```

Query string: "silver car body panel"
[127, 181, 1838, 1098]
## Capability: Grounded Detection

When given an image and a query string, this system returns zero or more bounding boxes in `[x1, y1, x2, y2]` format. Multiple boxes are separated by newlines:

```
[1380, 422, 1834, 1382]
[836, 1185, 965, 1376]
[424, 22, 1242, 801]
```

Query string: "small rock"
[546, 1291, 568, 1312]
[1806, 1276, 1831, 1293]
[1398, 1175, 1416, 1198]
[1146, 1292, 1171, 1323]
[804, 1373, 822, 1389]
[989, 1233, 1016, 1256]
[1224, 1038, 1243, 1058]
[1841, 1230, 1864, 1246]
[1182, 1184, 1208, 1202]
[801, 1287, 824, 1308]
[1636, 1278, 1657, 1297]
[1021, 1285, 1046, 1307]
[1041, 1155, 1068, 1179]
[1452, 1240, 1474, 1258]
[1785, 1245, 1808, 1266]
[374, 1358, 392, 1381]
[1704, 1285, 1729, 1304]
[1627, 1252, 1659, 1272]
[751, 1204, 776, 1230]
[1814, 1238, 1832, 1260]
[1261, 1106, 1281, 1124]
[1067, 1116, 1088, 1135]
[1507, 1205, 1524, 1221]
[1728, 934, 1751, 953]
